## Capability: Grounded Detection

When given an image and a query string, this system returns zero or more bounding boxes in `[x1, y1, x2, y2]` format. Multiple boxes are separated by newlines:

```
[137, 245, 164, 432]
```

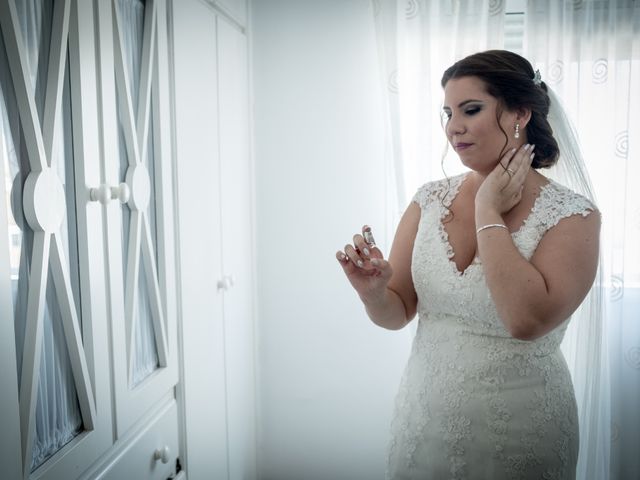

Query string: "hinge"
[166, 457, 182, 480]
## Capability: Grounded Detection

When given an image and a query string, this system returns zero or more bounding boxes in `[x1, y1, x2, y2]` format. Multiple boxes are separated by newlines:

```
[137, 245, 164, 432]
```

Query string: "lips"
[454, 142, 474, 151]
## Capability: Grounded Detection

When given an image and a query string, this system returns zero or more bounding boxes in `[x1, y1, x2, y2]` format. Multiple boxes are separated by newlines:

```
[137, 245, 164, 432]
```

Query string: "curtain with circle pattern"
[371, 0, 506, 210]
[525, 1, 640, 478]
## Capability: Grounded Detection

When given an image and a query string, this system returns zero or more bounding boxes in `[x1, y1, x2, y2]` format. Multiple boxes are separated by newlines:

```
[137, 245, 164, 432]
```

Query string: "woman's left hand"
[475, 143, 535, 215]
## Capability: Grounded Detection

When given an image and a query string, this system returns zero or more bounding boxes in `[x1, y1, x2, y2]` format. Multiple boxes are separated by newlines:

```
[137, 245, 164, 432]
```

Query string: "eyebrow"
[442, 99, 484, 110]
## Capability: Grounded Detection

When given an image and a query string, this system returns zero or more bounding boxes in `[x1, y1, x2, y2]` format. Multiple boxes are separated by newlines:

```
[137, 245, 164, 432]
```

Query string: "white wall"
[251, 1, 411, 479]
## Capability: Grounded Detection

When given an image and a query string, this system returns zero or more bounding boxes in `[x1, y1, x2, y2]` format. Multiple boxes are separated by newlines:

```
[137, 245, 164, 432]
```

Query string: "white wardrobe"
[0, 0, 256, 478]
[172, 0, 257, 479]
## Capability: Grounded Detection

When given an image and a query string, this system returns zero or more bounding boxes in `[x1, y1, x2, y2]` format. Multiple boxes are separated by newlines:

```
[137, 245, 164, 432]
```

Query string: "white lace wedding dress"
[386, 173, 596, 480]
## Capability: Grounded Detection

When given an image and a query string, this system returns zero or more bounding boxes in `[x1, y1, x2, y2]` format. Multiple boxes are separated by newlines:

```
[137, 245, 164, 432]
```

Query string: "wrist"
[475, 207, 503, 226]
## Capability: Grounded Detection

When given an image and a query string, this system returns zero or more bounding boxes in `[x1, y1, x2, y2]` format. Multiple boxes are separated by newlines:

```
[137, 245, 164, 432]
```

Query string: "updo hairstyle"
[441, 50, 559, 169]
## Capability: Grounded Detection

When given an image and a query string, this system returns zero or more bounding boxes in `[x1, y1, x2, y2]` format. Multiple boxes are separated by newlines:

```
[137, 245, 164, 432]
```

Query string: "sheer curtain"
[372, 0, 505, 209]
[116, 0, 160, 387]
[371, 1, 632, 478]
[0, 0, 82, 471]
[525, 2, 640, 478]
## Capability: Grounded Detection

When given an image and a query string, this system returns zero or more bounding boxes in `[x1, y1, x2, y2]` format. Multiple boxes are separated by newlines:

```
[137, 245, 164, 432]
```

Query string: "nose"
[446, 114, 465, 137]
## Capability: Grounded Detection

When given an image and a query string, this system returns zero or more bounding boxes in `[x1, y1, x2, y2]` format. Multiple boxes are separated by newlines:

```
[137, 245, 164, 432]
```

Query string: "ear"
[515, 107, 532, 129]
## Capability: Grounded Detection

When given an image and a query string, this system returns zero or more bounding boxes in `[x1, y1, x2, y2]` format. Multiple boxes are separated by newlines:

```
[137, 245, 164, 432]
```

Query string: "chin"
[458, 156, 495, 175]
[458, 154, 480, 170]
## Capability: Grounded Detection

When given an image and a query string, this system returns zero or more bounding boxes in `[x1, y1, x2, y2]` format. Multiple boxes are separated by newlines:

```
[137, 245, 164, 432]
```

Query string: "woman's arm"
[336, 203, 420, 330]
[475, 145, 600, 340]
[476, 207, 600, 340]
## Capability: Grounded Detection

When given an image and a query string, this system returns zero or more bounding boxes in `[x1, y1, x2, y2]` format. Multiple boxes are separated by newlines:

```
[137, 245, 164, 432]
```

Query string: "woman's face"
[443, 76, 519, 174]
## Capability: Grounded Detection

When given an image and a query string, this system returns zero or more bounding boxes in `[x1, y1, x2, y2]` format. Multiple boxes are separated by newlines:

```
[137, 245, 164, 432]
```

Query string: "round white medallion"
[22, 168, 66, 233]
[126, 164, 151, 212]
[10, 174, 26, 230]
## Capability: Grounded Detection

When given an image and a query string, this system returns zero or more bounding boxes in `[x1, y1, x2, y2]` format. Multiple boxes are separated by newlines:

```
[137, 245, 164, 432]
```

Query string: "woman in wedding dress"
[336, 50, 599, 479]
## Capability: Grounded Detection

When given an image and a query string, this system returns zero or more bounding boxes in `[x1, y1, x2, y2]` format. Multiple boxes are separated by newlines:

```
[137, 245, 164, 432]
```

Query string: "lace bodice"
[387, 173, 596, 480]
[411, 173, 595, 352]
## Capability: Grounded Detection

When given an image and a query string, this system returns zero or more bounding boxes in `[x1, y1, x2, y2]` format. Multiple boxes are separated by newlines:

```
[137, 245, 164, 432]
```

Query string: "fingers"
[500, 147, 518, 175]
[336, 250, 349, 264]
[505, 145, 534, 201]
[344, 242, 366, 268]
[352, 233, 371, 258]
[506, 144, 535, 174]
[336, 250, 359, 274]
[497, 144, 534, 188]
[369, 257, 391, 278]
[336, 226, 385, 274]
[350, 225, 379, 261]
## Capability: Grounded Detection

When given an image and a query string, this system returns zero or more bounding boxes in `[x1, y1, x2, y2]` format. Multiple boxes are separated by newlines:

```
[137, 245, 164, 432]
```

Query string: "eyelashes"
[441, 106, 482, 121]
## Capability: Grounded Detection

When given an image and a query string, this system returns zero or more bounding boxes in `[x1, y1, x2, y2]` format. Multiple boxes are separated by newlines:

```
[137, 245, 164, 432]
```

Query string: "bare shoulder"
[531, 202, 600, 302]
[395, 201, 421, 239]
[388, 201, 421, 271]
[535, 206, 600, 256]
[387, 201, 421, 321]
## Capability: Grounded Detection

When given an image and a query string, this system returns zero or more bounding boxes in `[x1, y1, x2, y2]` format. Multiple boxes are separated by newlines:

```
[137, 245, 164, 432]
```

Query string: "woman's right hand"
[336, 225, 393, 304]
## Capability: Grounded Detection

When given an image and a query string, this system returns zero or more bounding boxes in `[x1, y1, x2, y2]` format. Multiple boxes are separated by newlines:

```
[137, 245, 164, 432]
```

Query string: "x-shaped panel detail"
[112, 0, 168, 382]
[0, 0, 96, 476]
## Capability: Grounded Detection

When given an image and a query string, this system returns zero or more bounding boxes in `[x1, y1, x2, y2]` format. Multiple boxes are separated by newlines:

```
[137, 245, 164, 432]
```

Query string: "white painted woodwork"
[97, 0, 179, 438]
[89, 182, 131, 205]
[22, 168, 66, 232]
[0, 0, 113, 478]
[0, 59, 26, 480]
[2, 0, 255, 477]
[217, 16, 257, 480]
[173, 2, 257, 475]
[171, 0, 229, 477]
[212, 0, 247, 28]
[79, 395, 180, 480]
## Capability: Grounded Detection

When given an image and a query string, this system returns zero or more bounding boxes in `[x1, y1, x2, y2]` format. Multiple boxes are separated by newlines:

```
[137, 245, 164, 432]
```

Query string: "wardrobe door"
[96, 0, 179, 438]
[214, 0, 247, 27]
[217, 16, 257, 480]
[171, 0, 229, 477]
[0, 0, 112, 478]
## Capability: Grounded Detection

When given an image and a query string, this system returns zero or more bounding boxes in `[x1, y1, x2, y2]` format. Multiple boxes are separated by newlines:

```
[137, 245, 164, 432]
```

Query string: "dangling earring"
[514, 123, 520, 139]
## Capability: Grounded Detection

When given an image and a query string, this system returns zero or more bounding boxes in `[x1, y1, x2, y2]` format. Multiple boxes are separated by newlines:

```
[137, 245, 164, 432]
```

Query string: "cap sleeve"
[411, 175, 465, 210]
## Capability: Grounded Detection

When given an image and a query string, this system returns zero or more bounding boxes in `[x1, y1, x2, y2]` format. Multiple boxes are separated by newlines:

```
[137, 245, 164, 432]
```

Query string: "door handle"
[217, 275, 234, 292]
[89, 182, 130, 205]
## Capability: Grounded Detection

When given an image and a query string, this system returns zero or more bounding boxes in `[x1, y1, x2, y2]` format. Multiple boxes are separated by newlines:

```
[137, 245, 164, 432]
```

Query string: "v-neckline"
[437, 172, 551, 277]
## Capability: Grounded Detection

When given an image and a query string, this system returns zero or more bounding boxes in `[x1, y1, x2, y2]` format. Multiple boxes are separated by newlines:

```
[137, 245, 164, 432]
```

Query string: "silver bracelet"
[476, 223, 508, 234]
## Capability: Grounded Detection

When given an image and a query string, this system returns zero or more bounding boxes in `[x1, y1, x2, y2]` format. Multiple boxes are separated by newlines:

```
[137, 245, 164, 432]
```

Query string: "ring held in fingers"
[363, 226, 376, 247]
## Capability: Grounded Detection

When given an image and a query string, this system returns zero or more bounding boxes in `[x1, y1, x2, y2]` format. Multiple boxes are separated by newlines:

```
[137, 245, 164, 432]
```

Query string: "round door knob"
[89, 182, 130, 205]
[153, 445, 170, 464]
[217, 275, 234, 291]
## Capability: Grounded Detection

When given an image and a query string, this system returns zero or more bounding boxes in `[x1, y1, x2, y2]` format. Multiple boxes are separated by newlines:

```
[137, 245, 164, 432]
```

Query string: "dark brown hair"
[441, 50, 558, 169]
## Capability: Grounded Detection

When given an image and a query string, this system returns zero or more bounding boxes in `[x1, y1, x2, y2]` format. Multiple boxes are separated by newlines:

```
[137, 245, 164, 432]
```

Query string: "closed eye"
[465, 107, 481, 115]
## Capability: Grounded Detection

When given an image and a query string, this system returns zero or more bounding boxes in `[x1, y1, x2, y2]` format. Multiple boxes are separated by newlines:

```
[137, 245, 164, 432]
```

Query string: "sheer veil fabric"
[544, 87, 609, 479]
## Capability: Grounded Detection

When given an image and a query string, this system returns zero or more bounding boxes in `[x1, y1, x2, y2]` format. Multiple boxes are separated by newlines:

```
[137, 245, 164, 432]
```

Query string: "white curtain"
[525, 2, 640, 478]
[116, 0, 160, 387]
[0, 0, 82, 471]
[371, 0, 639, 478]
[372, 0, 505, 210]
